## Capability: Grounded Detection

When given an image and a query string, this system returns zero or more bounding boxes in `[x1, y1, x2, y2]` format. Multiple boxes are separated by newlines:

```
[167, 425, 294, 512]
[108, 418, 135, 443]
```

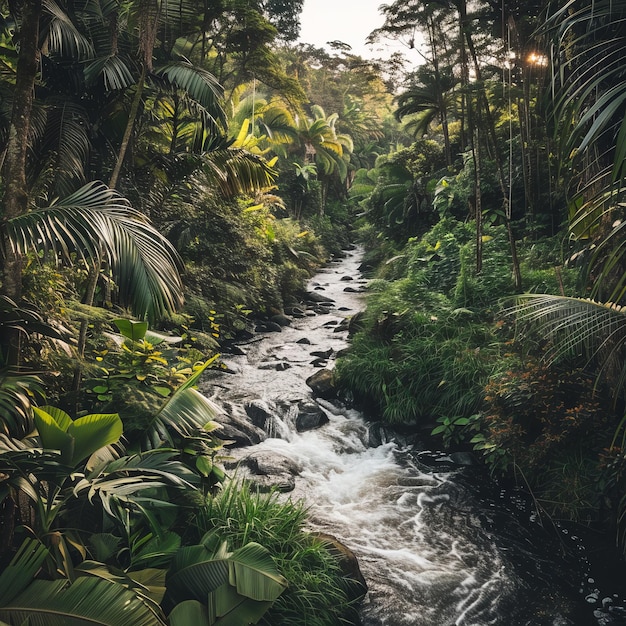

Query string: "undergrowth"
[196, 482, 362, 626]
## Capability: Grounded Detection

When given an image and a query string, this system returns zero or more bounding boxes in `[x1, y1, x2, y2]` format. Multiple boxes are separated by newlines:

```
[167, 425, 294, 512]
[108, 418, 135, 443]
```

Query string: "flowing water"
[201, 247, 626, 626]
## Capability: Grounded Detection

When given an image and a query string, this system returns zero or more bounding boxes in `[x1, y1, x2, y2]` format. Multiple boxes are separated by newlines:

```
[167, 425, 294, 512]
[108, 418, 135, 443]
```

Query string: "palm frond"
[42, 0, 95, 60]
[85, 55, 137, 91]
[0, 576, 166, 625]
[514, 293, 626, 399]
[200, 149, 277, 197]
[154, 59, 226, 128]
[5, 182, 184, 321]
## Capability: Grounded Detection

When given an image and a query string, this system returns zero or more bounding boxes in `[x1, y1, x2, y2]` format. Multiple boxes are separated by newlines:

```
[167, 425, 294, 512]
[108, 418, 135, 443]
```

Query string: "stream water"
[201, 247, 626, 626]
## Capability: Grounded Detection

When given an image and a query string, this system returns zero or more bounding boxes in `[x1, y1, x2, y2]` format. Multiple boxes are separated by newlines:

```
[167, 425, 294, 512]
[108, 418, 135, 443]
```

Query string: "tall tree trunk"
[109, 66, 146, 190]
[0, 0, 41, 364]
[458, 0, 523, 291]
[109, 0, 159, 189]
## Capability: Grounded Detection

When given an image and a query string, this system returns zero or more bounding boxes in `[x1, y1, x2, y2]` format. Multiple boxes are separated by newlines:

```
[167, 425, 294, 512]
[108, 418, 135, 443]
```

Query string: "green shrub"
[467, 358, 616, 524]
[196, 482, 362, 626]
[337, 302, 499, 425]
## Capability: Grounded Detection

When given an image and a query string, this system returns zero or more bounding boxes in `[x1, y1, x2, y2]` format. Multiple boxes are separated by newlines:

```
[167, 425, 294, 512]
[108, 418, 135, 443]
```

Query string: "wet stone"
[340, 275, 354, 281]
[218, 408, 266, 447]
[255, 321, 283, 333]
[285, 306, 306, 317]
[305, 291, 335, 304]
[295, 400, 329, 432]
[306, 369, 336, 399]
[271, 314, 291, 327]
[244, 400, 275, 429]
[311, 349, 333, 359]
[296, 337, 311, 344]
[230, 450, 302, 493]
[333, 319, 350, 333]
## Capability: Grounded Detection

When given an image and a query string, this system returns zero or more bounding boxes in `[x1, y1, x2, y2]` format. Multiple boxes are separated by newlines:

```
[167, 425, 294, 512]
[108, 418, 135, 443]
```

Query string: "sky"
[297, 0, 405, 59]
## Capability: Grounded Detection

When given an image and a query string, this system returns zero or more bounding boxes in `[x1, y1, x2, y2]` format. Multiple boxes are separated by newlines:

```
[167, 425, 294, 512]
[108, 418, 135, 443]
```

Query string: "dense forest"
[0, 0, 626, 623]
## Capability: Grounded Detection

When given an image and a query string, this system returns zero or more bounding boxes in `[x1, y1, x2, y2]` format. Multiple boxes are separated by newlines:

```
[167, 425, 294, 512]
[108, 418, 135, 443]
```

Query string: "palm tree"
[395, 67, 457, 165]
[543, 0, 626, 303]
[292, 105, 353, 212]
[513, 0, 626, 435]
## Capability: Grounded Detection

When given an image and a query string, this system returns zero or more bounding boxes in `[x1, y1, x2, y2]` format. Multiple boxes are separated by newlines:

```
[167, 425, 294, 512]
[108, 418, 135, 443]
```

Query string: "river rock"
[311, 349, 333, 359]
[348, 311, 366, 336]
[340, 275, 354, 281]
[367, 422, 422, 448]
[285, 306, 306, 318]
[305, 291, 335, 304]
[449, 451, 478, 466]
[231, 450, 302, 493]
[232, 329, 255, 341]
[306, 369, 336, 399]
[296, 400, 329, 432]
[271, 314, 292, 327]
[219, 339, 247, 355]
[216, 410, 266, 447]
[244, 400, 275, 430]
[296, 337, 311, 344]
[259, 320, 284, 333]
[333, 318, 350, 333]
[313, 532, 367, 598]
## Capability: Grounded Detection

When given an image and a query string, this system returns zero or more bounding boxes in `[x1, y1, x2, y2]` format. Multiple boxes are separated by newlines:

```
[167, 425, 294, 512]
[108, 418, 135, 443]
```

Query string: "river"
[201, 246, 626, 626]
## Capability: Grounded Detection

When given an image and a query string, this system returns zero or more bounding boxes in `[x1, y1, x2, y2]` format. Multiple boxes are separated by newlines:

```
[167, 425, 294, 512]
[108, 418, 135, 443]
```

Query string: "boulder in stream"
[216, 407, 267, 447]
[228, 450, 302, 493]
[271, 313, 292, 327]
[306, 369, 336, 399]
[313, 532, 367, 599]
[348, 311, 366, 336]
[244, 400, 275, 430]
[295, 400, 329, 432]
[305, 291, 335, 304]
[333, 319, 350, 333]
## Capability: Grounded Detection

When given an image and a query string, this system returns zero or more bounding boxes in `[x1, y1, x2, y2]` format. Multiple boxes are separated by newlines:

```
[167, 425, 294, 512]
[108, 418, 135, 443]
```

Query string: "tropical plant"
[543, 0, 626, 302]
[163, 532, 288, 625]
[196, 482, 363, 626]
[4, 182, 184, 324]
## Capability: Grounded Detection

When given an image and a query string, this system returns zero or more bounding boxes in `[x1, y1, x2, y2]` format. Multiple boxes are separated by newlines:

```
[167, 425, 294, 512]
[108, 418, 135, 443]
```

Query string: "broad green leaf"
[169, 600, 209, 625]
[68, 413, 123, 465]
[0, 576, 165, 626]
[114, 319, 149, 342]
[208, 584, 272, 626]
[0, 539, 49, 606]
[32, 407, 74, 463]
[227, 543, 287, 602]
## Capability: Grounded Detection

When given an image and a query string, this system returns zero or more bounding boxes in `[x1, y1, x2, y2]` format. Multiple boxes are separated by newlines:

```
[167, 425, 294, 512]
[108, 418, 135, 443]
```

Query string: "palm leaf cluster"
[6, 182, 184, 322]
[544, 0, 626, 301]
[514, 294, 626, 401]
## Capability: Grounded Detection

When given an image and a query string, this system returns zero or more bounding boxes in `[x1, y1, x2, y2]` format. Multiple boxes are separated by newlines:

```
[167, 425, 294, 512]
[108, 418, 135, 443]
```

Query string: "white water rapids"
[201, 247, 613, 626]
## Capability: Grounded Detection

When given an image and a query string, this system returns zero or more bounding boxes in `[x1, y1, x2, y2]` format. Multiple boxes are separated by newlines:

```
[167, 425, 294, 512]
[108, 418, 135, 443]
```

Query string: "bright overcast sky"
[298, 0, 405, 59]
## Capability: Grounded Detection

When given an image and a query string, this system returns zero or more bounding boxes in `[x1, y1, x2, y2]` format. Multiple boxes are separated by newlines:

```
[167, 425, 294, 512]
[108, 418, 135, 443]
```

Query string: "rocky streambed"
[200, 246, 626, 626]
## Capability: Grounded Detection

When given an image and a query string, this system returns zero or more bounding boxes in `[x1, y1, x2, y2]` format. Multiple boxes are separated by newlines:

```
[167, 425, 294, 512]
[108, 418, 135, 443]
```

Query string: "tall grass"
[196, 482, 363, 626]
